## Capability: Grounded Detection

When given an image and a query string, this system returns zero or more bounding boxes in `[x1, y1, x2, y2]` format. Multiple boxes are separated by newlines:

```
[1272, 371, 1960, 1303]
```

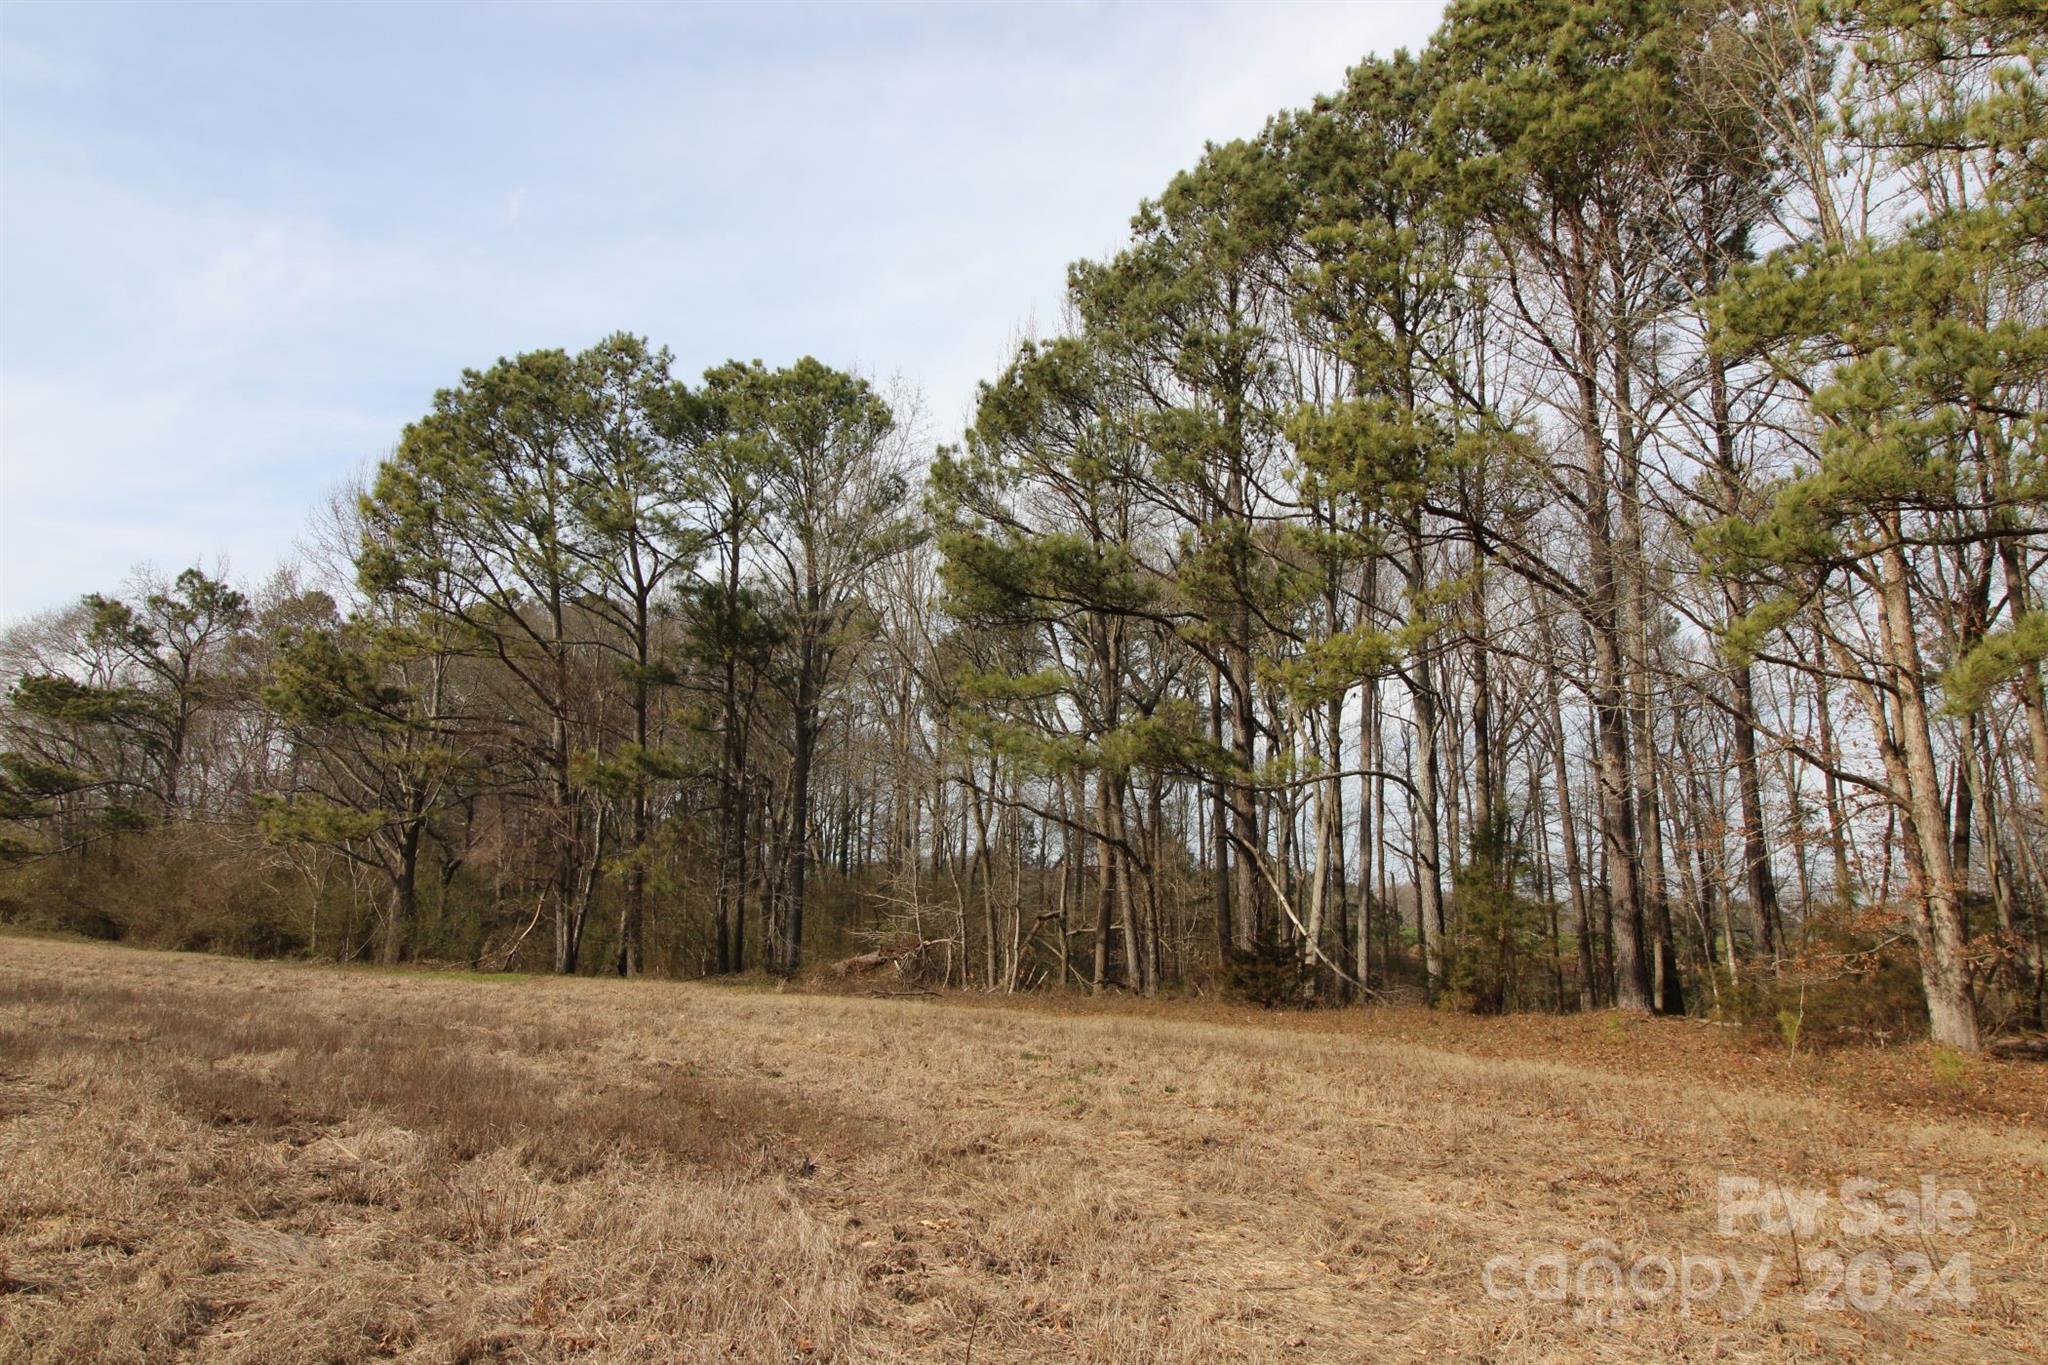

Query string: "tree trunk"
[1874, 533, 1980, 1050]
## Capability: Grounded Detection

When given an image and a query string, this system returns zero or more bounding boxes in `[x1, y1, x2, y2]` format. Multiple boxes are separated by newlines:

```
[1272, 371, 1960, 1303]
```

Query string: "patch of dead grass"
[1, 935, 2043, 1362]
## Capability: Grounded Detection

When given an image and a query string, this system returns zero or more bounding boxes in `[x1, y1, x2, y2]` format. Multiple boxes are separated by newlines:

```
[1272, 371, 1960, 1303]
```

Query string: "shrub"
[0, 826, 309, 958]
[1712, 915, 1927, 1049]
[1221, 940, 1300, 1008]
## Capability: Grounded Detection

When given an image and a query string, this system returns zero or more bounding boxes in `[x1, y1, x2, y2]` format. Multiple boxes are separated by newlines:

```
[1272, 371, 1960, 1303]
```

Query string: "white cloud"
[0, 1, 1448, 621]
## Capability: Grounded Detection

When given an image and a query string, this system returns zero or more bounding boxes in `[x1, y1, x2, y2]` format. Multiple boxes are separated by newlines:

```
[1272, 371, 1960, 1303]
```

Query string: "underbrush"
[1709, 923, 1929, 1050]
[0, 828, 308, 957]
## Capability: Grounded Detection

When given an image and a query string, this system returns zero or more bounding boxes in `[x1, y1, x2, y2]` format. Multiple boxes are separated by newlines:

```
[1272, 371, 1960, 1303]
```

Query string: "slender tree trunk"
[1573, 332, 1651, 1013]
[1544, 652, 1596, 1011]
[782, 622, 819, 976]
[1410, 653, 1447, 996]
[1092, 774, 1116, 993]
[1708, 359, 1785, 966]
[1209, 663, 1233, 961]
[1874, 532, 1979, 1050]
[1356, 675, 1378, 993]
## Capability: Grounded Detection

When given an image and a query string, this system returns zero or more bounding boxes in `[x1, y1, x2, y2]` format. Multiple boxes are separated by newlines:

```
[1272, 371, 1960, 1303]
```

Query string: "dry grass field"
[2, 935, 2044, 1363]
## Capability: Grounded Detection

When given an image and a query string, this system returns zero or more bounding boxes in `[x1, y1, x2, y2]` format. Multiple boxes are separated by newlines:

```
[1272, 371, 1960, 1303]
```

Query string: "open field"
[2, 936, 2044, 1363]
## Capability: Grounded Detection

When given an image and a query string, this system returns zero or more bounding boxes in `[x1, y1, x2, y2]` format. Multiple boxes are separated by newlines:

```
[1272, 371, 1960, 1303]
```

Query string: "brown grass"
[2, 936, 2043, 1362]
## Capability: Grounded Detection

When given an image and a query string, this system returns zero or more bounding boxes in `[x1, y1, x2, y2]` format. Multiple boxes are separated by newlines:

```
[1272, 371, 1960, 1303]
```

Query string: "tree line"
[3, 0, 2043, 1051]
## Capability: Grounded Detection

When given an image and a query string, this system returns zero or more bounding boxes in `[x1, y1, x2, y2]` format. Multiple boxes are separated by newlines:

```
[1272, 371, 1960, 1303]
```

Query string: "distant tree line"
[4, 0, 2044, 1050]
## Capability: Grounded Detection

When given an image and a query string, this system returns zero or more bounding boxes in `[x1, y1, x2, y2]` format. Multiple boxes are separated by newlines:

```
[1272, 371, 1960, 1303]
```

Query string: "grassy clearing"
[1, 937, 2043, 1362]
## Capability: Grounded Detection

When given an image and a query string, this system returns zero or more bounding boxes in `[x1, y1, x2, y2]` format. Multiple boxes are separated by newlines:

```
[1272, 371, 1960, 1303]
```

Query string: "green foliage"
[571, 743, 695, 796]
[1699, 4, 2048, 684]
[255, 795, 389, 845]
[1713, 592, 1803, 668]
[1444, 799, 1544, 1015]
[263, 621, 406, 732]
[0, 567, 253, 861]
[10, 673, 155, 730]
[1448, 870, 1547, 1017]
[703, 356, 920, 580]
[0, 752, 95, 815]
[1431, 0, 1698, 219]
[1275, 621, 1430, 708]
[1943, 610, 2048, 714]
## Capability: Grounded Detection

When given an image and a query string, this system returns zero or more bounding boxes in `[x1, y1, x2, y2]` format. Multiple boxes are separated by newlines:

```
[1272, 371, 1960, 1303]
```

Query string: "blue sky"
[0, 0, 1444, 620]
